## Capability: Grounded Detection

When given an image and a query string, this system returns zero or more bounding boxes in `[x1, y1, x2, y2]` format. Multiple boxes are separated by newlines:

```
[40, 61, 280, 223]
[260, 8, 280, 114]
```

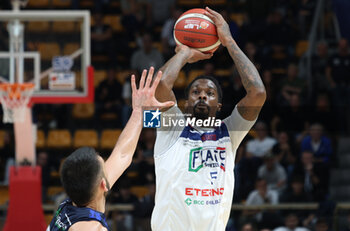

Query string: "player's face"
[186, 79, 221, 120]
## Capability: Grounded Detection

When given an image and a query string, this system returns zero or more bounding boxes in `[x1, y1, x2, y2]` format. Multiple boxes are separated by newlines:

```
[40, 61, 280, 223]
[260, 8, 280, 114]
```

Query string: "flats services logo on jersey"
[143, 109, 161, 128]
[189, 147, 226, 172]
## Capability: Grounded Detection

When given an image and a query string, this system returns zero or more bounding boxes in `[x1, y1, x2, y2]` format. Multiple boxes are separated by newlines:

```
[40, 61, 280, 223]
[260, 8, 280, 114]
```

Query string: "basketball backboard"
[0, 10, 93, 104]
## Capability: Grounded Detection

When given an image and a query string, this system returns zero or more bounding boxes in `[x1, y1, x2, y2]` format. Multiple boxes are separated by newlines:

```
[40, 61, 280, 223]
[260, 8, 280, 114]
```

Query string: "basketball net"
[0, 83, 34, 123]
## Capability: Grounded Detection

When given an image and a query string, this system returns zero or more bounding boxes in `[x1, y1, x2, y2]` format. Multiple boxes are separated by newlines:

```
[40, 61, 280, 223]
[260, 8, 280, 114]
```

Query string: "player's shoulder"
[69, 220, 108, 231]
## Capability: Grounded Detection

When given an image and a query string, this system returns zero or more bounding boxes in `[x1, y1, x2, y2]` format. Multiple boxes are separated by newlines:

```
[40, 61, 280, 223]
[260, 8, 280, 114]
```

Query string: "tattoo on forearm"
[227, 42, 265, 94]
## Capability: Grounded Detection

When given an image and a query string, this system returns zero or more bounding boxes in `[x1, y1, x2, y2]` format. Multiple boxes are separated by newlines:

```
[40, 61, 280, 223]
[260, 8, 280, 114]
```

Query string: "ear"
[217, 103, 222, 112]
[185, 100, 188, 108]
[101, 178, 108, 192]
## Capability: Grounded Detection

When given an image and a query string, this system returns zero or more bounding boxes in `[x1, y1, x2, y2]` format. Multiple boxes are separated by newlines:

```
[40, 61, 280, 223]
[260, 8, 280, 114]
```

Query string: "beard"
[192, 101, 210, 120]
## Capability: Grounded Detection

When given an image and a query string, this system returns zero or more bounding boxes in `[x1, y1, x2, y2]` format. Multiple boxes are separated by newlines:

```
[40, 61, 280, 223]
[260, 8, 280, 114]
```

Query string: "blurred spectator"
[258, 152, 287, 194]
[341, 214, 350, 231]
[121, 0, 149, 40]
[301, 124, 332, 164]
[308, 93, 335, 133]
[312, 42, 329, 92]
[292, 151, 329, 201]
[244, 178, 280, 229]
[147, 0, 175, 26]
[241, 222, 258, 231]
[109, 180, 139, 231]
[91, 13, 113, 58]
[221, 9, 240, 43]
[161, 7, 182, 59]
[244, 42, 263, 71]
[279, 63, 306, 105]
[314, 218, 330, 231]
[37, 152, 51, 203]
[131, 33, 164, 74]
[272, 93, 308, 141]
[264, 10, 296, 48]
[297, 0, 316, 38]
[280, 176, 313, 219]
[272, 131, 297, 177]
[95, 69, 124, 125]
[326, 38, 350, 133]
[274, 213, 310, 231]
[1, 131, 15, 185]
[247, 121, 277, 158]
[134, 181, 155, 231]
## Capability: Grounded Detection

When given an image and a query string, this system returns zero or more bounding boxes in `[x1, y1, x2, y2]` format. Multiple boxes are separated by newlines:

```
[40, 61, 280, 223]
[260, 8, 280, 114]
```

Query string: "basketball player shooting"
[47, 68, 173, 231]
[151, 7, 266, 231]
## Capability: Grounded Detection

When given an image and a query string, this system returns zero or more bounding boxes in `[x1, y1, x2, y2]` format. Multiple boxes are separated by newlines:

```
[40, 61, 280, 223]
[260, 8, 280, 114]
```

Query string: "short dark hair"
[185, 75, 223, 103]
[61, 147, 102, 207]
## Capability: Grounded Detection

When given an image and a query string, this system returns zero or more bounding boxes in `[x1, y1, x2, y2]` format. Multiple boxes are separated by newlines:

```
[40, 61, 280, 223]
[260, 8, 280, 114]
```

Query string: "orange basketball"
[173, 8, 221, 54]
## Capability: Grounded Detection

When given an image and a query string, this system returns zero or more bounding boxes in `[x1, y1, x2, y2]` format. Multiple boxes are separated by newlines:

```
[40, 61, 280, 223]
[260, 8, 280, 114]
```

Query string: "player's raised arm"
[205, 7, 266, 121]
[155, 45, 212, 104]
[104, 67, 174, 187]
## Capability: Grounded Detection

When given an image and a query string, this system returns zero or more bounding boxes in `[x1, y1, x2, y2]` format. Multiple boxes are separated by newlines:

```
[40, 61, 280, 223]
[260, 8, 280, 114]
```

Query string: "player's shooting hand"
[204, 7, 233, 47]
[175, 44, 212, 63]
[131, 67, 174, 111]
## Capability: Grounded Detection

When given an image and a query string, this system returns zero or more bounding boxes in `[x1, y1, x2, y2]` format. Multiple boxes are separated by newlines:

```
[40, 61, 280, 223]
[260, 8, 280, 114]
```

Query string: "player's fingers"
[204, 11, 216, 22]
[206, 7, 220, 17]
[151, 70, 162, 92]
[131, 74, 137, 93]
[157, 100, 175, 108]
[139, 69, 147, 89]
[145, 66, 154, 89]
[202, 52, 213, 59]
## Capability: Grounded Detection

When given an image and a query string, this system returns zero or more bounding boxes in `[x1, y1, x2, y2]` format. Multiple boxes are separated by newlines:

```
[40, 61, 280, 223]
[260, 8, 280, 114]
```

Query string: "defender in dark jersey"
[48, 67, 174, 231]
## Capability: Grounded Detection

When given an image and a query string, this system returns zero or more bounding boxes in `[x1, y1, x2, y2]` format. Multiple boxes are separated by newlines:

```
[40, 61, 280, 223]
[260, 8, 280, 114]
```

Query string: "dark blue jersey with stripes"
[48, 198, 110, 231]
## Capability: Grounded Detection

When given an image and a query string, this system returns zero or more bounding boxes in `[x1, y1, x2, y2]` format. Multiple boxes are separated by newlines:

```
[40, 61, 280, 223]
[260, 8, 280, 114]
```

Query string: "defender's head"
[184, 75, 222, 120]
[60, 147, 110, 207]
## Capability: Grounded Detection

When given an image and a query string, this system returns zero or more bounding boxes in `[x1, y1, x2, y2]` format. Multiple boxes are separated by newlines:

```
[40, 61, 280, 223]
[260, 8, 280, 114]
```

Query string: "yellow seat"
[45, 214, 54, 225]
[116, 70, 132, 84]
[177, 0, 201, 6]
[47, 129, 72, 149]
[73, 130, 98, 149]
[27, 0, 49, 7]
[215, 69, 231, 77]
[37, 42, 61, 61]
[52, 21, 76, 33]
[130, 186, 149, 199]
[100, 129, 122, 150]
[63, 43, 80, 56]
[0, 186, 9, 205]
[80, 0, 94, 7]
[187, 70, 205, 85]
[0, 130, 5, 148]
[72, 103, 95, 119]
[47, 186, 64, 197]
[204, 0, 227, 5]
[36, 130, 46, 149]
[174, 71, 187, 89]
[27, 21, 50, 33]
[52, 0, 72, 7]
[295, 40, 309, 57]
[103, 15, 123, 32]
[230, 13, 246, 27]
[94, 70, 107, 87]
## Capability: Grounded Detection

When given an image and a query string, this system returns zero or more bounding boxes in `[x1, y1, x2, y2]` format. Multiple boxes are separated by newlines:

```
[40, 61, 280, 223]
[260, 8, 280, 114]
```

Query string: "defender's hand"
[131, 67, 174, 111]
[204, 7, 233, 47]
[175, 44, 212, 63]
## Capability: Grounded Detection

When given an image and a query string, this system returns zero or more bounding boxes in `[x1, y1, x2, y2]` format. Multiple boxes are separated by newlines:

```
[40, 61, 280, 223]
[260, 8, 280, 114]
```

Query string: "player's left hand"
[131, 67, 174, 111]
[204, 7, 233, 47]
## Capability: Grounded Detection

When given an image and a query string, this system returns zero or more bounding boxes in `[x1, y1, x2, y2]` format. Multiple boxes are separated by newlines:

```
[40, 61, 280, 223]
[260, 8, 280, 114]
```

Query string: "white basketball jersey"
[151, 105, 255, 231]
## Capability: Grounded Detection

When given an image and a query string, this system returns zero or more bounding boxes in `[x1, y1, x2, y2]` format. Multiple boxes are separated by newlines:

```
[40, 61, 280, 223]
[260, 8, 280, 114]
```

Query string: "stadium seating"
[36, 130, 46, 149]
[0, 130, 5, 148]
[130, 186, 149, 199]
[100, 129, 122, 150]
[27, 21, 50, 33]
[73, 130, 98, 149]
[47, 129, 72, 149]
[52, 0, 72, 8]
[63, 43, 80, 56]
[37, 42, 61, 61]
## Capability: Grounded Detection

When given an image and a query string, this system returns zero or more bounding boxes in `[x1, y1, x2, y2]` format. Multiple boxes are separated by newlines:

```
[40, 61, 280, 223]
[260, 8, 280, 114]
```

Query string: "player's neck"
[85, 195, 106, 213]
